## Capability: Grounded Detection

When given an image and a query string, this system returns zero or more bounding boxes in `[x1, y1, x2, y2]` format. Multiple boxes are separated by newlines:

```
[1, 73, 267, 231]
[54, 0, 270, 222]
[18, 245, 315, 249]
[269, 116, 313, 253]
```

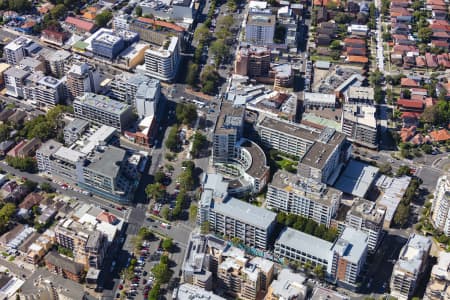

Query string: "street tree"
[145, 183, 164, 201]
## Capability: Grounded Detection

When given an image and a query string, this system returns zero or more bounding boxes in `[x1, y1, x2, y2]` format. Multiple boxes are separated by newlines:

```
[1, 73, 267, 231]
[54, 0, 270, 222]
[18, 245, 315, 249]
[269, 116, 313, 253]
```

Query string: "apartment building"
[266, 269, 307, 300]
[341, 86, 378, 149]
[44, 251, 84, 282]
[431, 175, 450, 236]
[182, 234, 214, 290]
[345, 198, 385, 252]
[63, 119, 89, 146]
[29, 76, 65, 108]
[49, 146, 86, 182]
[45, 50, 72, 79]
[36, 139, 63, 174]
[245, 13, 276, 45]
[4, 67, 30, 98]
[341, 104, 378, 149]
[218, 253, 274, 300]
[128, 17, 185, 46]
[256, 116, 319, 157]
[4, 37, 33, 65]
[274, 227, 368, 290]
[234, 46, 271, 77]
[177, 284, 226, 300]
[210, 197, 276, 250]
[110, 73, 161, 107]
[143, 36, 180, 81]
[297, 127, 350, 185]
[81, 146, 135, 202]
[424, 252, 450, 300]
[55, 221, 108, 269]
[73, 93, 133, 131]
[267, 170, 342, 227]
[66, 62, 100, 100]
[213, 102, 245, 163]
[390, 234, 431, 300]
[92, 32, 125, 59]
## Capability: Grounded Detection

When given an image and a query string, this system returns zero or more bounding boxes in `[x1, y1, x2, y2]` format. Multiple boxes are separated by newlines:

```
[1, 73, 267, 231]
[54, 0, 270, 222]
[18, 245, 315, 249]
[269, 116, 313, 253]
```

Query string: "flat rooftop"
[271, 170, 342, 207]
[276, 227, 333, 262]
[247, 13, 276, 26]
[214, 102, 245, 135]
[333, 227, 368, 264]
[347, 198, 385, 224]
[213, 197, 276, 230]
[258, 116, 321, 141]
[376, 175, 411, 223]
[347, 86, 374, 101]
[85, 146, 126, 178]
[299, 128, 346, 170]
[334, 159, 379, 198]
[75, 93, 130, 115]
[343, 104, 377, 128]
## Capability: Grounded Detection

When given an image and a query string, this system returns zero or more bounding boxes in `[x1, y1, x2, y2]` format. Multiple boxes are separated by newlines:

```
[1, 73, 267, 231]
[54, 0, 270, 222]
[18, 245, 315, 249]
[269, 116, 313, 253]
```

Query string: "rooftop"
[299, 128, 347, 170]
[4, 67, 29, 79]
[276, 227, 333, 262]
[271, 170, 342, 207]
[85, 146, 126, 178]
[270, 268, 307, 299]
[334, 159, 379, 198]
[376, 175, 411, 223]
[347, 198, 385, 224]
[177, 283, 226, 300]
[37, 139, 62, 157]
[213, 197, 276, 230]
[347, 86, 374, 101]
[44, 251, 84, 274]
[64, 118, 89, 135]
[247, 13, 276, 26]
[237, 139, 269, 178]
[214, 102, 245, 135]
[75, 93, 131, 115]
[304, 92, 336, 104]
[396, 234, 431, 275]
[311, 287, 349, 300]
[333, 227, 368, 264]
[343, 104, 377, 128]
[93, 32, 123, 46]
[258, 116, 321, 141]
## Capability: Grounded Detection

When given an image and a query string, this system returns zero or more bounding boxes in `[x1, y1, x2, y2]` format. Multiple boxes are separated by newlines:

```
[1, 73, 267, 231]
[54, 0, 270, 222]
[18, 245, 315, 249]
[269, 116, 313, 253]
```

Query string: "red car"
[118, 284, 123, 290]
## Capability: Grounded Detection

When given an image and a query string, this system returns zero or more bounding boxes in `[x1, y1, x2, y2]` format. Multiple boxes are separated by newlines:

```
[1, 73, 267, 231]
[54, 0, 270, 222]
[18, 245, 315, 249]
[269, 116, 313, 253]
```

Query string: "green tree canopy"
[145, 183, 164, 201]
[95, 10, 113, 27]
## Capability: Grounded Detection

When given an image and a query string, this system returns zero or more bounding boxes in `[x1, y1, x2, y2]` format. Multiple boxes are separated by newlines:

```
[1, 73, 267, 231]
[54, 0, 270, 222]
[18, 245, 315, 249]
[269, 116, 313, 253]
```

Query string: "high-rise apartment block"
[245, 13, 276, 45]
[345, 198, 385, 252]
[4, 67, 30, 98]
[432, 175, 450, 236]
[234, 46, 271, 77]
[266, 269, 307, 300]
[45, 50, 72, 78]
[213, 103, 245, 163]
[424, 252, 450, 300]
[73, 93, 133, 131]
[390, 234, 431, 300]
[267, 170, 342, 227]
[66, 62, 100, 100]
[143, 36, 180, 81]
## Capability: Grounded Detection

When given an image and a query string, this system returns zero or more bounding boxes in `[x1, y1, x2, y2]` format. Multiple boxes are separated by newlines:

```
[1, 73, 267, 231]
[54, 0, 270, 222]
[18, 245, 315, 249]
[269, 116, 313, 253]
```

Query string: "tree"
[334, 12, 353, 24]
[160, 206, 170, 220]
[23, 179, 38, 192]
[162, 238, 173, 251]
[0, 124, 9, 143]
[154, 171, 166, 184]
[418, 27, 432, 43]
[374, 86, 383, 103]
[148, 282, 160, 300]
[314, 265, 325, 279]
[95, 10, 113, 28]
[40, 182, 54, 193]
[379, 163, 392, 175]
[402, 89, 411, 99]
[274, 24, 287, 43]
[421, 143, 432, 154]
[191, 133, 207, 158]
[165, 126, 178, 151]
[382, 32, 392, 42]
[397, 165, 411, 177]
[145, 183, 164, 201]
[394, 203, 409, 227]
[370, 70, 383, 85]
[210, 39, 229, 65]
[189, 204, 198, 222]
[330, 40, 342, 50]
[50, 4, 67, 19]
[176, 103, 197, 125]
[0, 203, 15, 233]
[152, 258, 172, 283]
[193, 24, 211, 44]
[201, 81, 216, 95]
[5, 157, 37, 173]
[186, 63, 199, 86]
[135, 5, 142, 17]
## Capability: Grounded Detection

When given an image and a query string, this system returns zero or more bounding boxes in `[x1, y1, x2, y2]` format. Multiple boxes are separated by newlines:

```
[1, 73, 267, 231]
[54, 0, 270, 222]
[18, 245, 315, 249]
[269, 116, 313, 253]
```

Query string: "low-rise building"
[390, 234, 431, 300]
[177, 283, 226, 300]
[44, 251, 84, 282]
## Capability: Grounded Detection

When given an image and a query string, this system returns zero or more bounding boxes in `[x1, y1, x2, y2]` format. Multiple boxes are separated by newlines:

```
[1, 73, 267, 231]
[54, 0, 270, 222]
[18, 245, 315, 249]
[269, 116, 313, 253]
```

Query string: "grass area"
[7, 256, 14, 262]
[310, 55, 340, 63]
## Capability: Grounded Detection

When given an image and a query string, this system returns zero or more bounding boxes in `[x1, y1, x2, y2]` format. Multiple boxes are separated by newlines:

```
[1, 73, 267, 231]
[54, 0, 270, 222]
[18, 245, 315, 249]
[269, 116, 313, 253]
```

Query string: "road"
[374, 0, 384, 72]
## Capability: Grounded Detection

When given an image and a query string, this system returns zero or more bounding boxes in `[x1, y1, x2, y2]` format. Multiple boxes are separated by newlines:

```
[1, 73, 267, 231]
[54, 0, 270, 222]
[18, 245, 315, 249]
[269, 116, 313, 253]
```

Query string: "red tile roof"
[416, 56, 426, 67]
[97, 212, 118, 224]
[137, 17, 185, 32]
[430, 129, 450, 142]
[65, 16, 95, 32]
[431, 40, 450, 48]
[347, 55, 368, 63]
[397, 99, 424, 109]
[401, 77, 419, 87]
[433, 31, 450, 38]
[425, 97, 435, 107]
